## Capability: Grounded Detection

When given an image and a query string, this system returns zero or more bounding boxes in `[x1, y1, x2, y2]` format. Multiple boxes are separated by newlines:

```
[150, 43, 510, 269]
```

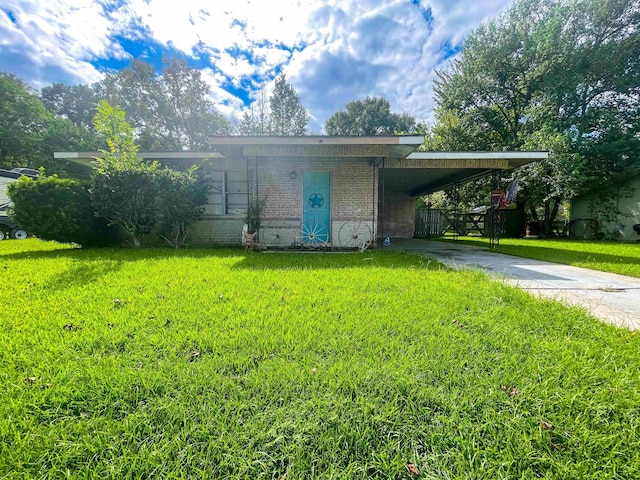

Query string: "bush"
[156, 167, 208, 248]
[7, 175, 121, 247]
[91, 168, 161, 248]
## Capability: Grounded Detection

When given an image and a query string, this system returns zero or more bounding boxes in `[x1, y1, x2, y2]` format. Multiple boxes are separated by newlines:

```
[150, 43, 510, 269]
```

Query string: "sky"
[0, 0, 515, 132]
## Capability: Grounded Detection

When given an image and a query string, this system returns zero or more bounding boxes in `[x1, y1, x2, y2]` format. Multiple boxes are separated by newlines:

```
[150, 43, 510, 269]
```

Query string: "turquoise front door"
[302, 172, 330, 244]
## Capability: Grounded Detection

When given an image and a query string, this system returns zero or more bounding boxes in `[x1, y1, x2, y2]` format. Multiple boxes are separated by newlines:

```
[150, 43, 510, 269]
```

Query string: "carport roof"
[384, 151, 548, 196]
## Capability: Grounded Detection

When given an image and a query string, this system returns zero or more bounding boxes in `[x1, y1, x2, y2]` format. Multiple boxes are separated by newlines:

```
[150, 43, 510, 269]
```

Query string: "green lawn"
[436, 236, 640, 278]
[1, 239, 639, 478]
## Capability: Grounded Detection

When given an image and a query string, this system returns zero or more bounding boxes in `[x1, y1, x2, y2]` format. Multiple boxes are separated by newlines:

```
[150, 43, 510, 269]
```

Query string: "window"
[206, 170, 248, 216]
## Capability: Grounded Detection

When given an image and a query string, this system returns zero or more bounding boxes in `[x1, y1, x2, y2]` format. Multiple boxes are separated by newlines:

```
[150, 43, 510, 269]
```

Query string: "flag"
[499, 179, 519, 208]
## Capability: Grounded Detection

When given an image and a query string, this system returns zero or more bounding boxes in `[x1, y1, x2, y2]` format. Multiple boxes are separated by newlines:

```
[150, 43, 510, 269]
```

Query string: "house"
[55, 137, 547, 247]
[570, 174, 640, 241]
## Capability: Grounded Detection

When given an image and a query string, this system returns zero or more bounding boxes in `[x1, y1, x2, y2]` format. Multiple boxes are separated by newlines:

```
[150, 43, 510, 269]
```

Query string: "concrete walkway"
[384, 238, 640, 331]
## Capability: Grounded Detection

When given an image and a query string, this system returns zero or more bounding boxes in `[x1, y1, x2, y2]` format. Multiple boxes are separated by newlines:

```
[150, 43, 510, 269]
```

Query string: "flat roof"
[386, 151, 549, 195]
[206, 135, 424, 159]
[207, 135, 424, 146]
[408, 151, 548, 160]
[54, 151, 225, 160]
[53, 146, 548, 196]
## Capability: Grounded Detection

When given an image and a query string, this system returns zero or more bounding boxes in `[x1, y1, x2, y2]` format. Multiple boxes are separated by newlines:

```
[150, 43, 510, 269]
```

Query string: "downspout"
[381, 156, 386, 248]
[371, 157, 376, 244]
[246, 156, 250, 213]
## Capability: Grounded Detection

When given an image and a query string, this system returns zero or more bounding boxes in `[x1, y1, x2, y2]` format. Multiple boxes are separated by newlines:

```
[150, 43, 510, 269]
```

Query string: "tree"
[41, 82, 101, 132]
[239, 89, 271, 135]
[269, 75, 310, 135]
[161, 58, 231, 148]
[91, 100, 209, 248]
[324, 97, 416, 135]
[0, 73, 50, 169]
[91, 101, 160, 247]
[0, 73, 99, 172]
[429, 0, 640, 234]
[101, 59, 172, 150]
[238, 74, 310, 136]
[101, 58, 231, 150]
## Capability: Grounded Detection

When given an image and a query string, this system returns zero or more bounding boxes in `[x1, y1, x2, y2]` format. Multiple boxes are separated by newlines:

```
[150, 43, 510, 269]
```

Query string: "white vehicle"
[0, 168, 37, 240]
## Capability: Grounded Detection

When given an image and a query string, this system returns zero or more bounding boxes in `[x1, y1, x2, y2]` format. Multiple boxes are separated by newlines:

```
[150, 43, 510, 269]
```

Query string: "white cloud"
[200, 67, 245, 118]
[0, 0, 128, 87]
[283, 0, 514, 130]
[0, 0, 516, 128]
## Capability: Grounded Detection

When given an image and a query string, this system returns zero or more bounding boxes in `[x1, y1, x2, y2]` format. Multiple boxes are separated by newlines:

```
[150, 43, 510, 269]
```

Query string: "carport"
[378, 151, 548, 245]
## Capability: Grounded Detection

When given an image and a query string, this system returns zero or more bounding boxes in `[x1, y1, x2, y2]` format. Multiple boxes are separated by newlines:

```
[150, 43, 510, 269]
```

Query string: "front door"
[302, 172, 330, 244]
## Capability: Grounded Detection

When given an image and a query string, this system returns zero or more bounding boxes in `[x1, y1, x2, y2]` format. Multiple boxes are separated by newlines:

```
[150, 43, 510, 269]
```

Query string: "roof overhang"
[384, 151, 548, 196]
[54, 151, 225, 168]
[54, 146, 548, 198]
[207, 135, 424, 159]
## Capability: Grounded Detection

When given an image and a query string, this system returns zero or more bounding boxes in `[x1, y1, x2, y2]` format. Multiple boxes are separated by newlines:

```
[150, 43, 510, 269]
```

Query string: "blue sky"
[0, 0, 514, 132]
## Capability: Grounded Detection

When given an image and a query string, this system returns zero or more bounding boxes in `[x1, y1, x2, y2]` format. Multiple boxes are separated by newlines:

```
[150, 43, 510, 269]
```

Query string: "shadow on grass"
[230, 250, 446, 271]
[44, 260, 125, 291]
[0, 246, 246, 262]
[2, 244, 447, 272]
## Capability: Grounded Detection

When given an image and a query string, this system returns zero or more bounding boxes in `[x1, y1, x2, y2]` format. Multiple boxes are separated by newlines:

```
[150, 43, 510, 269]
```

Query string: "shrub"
[156, 167, 209, 248]
[91, 167, 161, 248]
[7, 175, 121, 247]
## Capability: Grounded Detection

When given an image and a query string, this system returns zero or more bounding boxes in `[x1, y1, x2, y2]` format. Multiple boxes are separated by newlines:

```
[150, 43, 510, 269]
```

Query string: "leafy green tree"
[41, 82, 101, 132]
[0, 74, 52, 169]
[269, 75, 309, 135]
[101, 59, 171, 150]
[91, 100, 209, 248]
[324, 97, 416, 135]
[91, 101, 160, 247]
[429, 0, 640, 234]
[161, 58, 231, 148]
[0, 73, 99, 172]
[92, 100, 139, 169]
[101, 58, 231, 150]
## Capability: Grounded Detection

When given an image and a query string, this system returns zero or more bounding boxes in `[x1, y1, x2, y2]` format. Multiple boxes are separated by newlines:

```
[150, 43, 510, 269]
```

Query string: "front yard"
[1, 240, 639, 478]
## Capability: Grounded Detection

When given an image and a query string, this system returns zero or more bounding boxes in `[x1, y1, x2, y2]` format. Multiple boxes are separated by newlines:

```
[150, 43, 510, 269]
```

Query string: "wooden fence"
[415, 208, 526, 238]
[414, 209, 447, 237]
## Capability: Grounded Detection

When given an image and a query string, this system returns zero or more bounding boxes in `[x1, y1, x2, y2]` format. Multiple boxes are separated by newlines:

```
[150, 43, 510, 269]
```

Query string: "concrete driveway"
[384, 238, 640, 331]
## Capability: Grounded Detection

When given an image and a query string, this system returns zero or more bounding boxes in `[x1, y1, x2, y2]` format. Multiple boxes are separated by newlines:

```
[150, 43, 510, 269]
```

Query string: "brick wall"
[188, 217, 245, 245]
[257, 157, 378, 247]
[187, 158, 248, 245]
[378, 190, 416, 239]
[188, 156, 379, 246]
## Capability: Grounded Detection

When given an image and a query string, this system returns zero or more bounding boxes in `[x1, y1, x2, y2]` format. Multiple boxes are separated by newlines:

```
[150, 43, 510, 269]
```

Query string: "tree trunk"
[542, 198, 561, 236]
[516, 201, 527, 236]
[543, 199, 561, 237]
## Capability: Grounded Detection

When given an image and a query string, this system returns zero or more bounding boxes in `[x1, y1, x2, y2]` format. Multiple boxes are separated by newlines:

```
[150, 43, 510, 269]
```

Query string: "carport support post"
[381, 156, 386, 248]
[452, 182, 460, 241]
[490, 169, 501, 248]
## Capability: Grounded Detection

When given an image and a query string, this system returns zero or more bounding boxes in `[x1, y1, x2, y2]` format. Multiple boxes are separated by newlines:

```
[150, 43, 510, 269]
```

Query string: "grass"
[435, 236, 640, 278]
[1, 239, 639, 479]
